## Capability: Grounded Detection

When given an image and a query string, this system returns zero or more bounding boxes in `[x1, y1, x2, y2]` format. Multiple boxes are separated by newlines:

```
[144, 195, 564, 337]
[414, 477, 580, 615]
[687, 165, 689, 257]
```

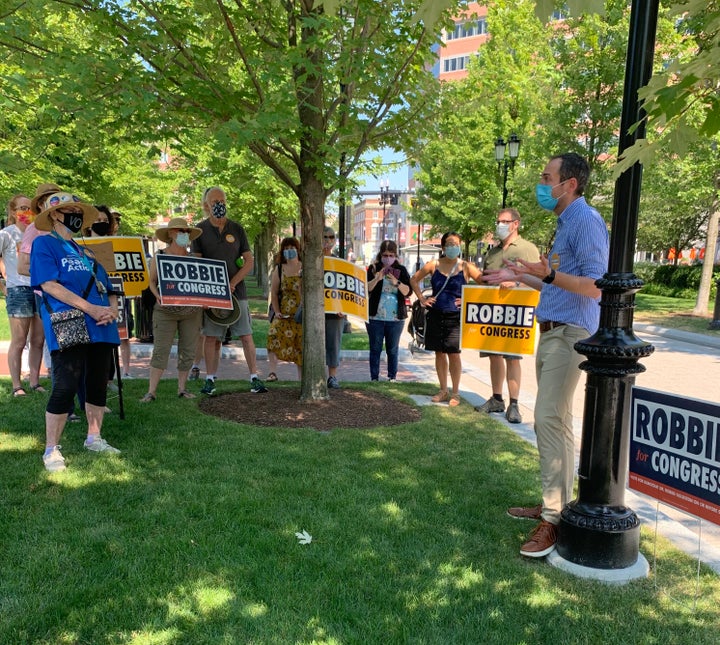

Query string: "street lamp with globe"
[494, 133, 521, 208]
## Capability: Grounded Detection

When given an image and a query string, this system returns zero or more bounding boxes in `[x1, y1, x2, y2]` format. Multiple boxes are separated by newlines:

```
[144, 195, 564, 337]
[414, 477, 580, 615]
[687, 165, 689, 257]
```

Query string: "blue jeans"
[366, 319, 405, 380]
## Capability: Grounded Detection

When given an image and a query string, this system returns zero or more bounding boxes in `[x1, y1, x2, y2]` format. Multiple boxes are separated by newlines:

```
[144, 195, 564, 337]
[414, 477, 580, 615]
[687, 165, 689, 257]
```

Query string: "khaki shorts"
[479, 352, 523, 360]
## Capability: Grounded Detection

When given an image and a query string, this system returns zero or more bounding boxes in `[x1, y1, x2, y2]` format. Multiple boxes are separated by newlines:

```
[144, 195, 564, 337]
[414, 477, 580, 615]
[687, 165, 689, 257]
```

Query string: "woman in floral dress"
[267, 237, 302, 379]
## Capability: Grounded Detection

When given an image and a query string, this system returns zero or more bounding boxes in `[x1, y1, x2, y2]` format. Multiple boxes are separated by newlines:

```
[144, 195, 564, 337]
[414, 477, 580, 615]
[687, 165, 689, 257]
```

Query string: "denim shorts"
[5, 286, 38, 317]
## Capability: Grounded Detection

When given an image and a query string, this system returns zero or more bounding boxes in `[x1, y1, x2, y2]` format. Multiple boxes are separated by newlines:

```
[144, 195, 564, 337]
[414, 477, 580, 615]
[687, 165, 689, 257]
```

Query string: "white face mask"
[495, 223, 512, 240]
[175, 232, 190, 247]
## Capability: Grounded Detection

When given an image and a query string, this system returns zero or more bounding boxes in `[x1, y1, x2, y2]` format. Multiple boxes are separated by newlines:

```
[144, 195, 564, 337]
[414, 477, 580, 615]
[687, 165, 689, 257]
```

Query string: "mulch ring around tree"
[198, 387, 422, 431]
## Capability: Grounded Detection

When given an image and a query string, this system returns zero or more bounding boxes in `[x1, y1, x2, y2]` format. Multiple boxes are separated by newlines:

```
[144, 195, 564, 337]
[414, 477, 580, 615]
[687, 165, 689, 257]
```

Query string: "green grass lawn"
[1, 379, 719, 644]
[634, 293, 718, 335]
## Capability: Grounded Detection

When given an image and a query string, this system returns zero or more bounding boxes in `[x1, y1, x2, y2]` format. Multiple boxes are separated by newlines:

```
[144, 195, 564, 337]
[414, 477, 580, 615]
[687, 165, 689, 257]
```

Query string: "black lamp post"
[552, 0, 659, 579]
[494, 133, 521, 208]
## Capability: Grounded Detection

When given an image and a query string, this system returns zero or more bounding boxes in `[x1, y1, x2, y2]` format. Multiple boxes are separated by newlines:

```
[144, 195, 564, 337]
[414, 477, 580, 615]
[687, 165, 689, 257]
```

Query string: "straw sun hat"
[30, 182, 62, 214]
[155, 217, 202, 244]
[34, 192, 99, 232]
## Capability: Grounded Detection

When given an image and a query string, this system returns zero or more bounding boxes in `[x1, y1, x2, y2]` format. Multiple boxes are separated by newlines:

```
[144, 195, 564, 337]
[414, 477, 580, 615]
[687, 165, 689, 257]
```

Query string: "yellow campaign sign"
[324, 256, 369, 321]
[461, 285, 540, 355]
[80, 236, 149, 296]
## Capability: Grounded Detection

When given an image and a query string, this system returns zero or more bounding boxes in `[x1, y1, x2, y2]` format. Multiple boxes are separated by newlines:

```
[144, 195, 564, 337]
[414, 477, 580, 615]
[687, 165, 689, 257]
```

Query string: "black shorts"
[424, 309, 461, 354]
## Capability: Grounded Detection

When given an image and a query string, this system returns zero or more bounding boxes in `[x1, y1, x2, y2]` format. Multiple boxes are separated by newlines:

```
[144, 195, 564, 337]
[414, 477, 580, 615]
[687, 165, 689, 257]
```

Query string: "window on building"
[446, 18, 487, 40]
[442, 55, 471, 73]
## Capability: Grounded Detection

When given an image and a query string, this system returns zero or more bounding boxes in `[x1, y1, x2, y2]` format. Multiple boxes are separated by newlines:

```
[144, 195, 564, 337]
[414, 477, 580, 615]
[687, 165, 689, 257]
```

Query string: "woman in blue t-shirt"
[410, 232, 482, 407]
[30, 192, 121, 472]
[366, 240, 412, 382]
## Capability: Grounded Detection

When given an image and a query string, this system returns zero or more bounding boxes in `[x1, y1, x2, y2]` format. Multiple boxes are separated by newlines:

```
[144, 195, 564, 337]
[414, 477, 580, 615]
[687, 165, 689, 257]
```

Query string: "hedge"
[634, 262, 720, 299]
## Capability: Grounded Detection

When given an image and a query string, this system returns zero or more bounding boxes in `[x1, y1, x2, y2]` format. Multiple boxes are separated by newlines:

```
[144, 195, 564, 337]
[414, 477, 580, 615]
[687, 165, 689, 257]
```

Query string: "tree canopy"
[0, 0, 463, 400]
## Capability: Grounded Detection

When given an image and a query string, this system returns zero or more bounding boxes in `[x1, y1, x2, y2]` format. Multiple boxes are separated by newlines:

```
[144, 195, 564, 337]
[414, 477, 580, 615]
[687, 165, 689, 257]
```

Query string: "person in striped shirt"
[483, 152, 609, 558]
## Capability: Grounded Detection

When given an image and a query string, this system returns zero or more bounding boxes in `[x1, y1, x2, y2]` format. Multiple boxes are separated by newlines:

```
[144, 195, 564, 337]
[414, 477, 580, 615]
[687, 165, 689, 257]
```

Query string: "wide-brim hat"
[206, 295, 241, 327]
[31, 182, 62, 214]
[156, 217, 202, 244]
[35, 192, 99, 232]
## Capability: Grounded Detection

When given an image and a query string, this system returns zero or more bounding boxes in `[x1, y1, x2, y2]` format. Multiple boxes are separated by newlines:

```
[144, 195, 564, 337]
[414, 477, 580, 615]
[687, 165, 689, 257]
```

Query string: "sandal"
[31, 384, 47, 393]
[448, 393, 461, 407]
[140, 393, 156, 403]
[431, 390, 449, 403]
[266, 372, 278, 382]
[13, 387, 27, 397]
[178, 390, 196, 399]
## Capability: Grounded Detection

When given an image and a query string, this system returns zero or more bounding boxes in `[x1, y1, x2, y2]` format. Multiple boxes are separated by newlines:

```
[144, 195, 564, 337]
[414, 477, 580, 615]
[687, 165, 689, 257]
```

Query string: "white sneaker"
[84, 437, 121, 454]
[122, 373, 134, 380]
[43, 446, 66, 472]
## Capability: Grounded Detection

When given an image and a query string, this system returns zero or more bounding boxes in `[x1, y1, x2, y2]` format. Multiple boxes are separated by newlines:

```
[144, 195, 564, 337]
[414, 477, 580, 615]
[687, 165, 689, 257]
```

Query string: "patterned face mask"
[15, 208, 34, 226]
[211, 202, 227, 219]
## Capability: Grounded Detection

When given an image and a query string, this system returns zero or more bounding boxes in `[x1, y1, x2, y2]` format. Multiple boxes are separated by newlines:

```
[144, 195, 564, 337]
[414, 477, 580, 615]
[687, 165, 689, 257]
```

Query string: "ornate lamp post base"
[557, 501, 641, 569]
[555, 273, 654, 575]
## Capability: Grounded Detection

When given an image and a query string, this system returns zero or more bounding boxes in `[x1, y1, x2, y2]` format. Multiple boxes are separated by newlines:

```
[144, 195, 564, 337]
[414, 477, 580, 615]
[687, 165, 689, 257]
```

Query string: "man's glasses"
[496, 219, 515, 225]
[324, 235, 335, 239]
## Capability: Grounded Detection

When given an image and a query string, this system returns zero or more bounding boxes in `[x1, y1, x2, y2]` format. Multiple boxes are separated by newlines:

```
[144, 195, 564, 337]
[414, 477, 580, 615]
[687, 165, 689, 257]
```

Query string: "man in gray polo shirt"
[191, 186, 268, 395]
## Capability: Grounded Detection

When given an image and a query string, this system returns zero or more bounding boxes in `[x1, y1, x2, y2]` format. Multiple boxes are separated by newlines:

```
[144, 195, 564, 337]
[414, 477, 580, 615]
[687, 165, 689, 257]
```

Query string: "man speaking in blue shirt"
[484, 153, 609, 558]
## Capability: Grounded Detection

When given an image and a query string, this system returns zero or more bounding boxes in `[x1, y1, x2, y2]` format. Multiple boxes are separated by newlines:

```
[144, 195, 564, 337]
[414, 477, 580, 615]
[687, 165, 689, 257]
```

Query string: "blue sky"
[353, 147, 410, 195]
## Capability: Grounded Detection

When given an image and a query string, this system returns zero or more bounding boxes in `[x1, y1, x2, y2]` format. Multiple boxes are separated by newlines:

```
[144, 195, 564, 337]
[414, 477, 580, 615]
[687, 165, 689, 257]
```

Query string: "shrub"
[633, 262, 719, 299]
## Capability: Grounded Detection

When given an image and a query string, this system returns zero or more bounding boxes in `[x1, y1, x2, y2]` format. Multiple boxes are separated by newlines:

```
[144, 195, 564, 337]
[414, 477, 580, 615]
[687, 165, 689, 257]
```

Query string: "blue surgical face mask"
[536, 181, 567, 211]
[444, 245, 461, 259]
[283, 248, 298, 260]
[211, 202, 227, 219]
[175, 232, 190, 247]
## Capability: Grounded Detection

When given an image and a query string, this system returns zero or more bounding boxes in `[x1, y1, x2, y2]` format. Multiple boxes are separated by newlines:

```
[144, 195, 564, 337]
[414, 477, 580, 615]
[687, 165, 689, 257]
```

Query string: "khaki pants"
[534, 324, 587, 524]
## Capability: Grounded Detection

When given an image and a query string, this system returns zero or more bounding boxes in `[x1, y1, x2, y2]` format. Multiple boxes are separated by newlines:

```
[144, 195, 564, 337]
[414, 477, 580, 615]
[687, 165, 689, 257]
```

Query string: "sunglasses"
[324, 235, 335, 239]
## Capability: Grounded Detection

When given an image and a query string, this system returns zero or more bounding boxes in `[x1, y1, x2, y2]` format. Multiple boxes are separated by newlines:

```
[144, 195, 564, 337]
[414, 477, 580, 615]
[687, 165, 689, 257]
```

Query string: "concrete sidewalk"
[3, 322, 720, 574]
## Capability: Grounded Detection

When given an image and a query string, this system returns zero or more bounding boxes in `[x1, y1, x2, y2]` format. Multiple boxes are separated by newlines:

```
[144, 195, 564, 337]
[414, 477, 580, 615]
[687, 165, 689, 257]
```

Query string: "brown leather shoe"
[520, 520, 558, 558]
[507, 504, 542, 520]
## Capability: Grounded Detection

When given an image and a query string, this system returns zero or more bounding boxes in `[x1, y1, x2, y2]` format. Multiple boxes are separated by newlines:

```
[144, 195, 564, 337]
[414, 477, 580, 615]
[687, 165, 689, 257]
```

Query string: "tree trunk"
[693, 176, 720, 316]
[299, 176, 329, 401]
[255, 216, 277, 297]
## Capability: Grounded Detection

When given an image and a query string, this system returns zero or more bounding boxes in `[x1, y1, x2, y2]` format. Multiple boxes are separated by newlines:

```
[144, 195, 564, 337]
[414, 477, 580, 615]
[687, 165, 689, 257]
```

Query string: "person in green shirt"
[475, 208, 539, 424]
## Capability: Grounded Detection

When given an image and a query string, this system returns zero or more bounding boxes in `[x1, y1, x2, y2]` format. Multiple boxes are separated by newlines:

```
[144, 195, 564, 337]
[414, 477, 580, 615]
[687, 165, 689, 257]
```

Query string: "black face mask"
[91, 221, 110, 236]
[212, 202, 227, 219]
[63, 212, 84, 234]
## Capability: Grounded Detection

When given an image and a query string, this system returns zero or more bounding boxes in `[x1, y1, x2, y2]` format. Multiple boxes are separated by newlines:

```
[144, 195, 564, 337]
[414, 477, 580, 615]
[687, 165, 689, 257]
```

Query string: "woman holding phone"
[365, 240, 412, 382]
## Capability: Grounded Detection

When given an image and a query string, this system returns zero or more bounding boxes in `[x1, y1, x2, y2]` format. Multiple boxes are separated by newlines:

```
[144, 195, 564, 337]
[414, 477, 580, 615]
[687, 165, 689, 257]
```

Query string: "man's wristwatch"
[542, 268, 556, 284]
